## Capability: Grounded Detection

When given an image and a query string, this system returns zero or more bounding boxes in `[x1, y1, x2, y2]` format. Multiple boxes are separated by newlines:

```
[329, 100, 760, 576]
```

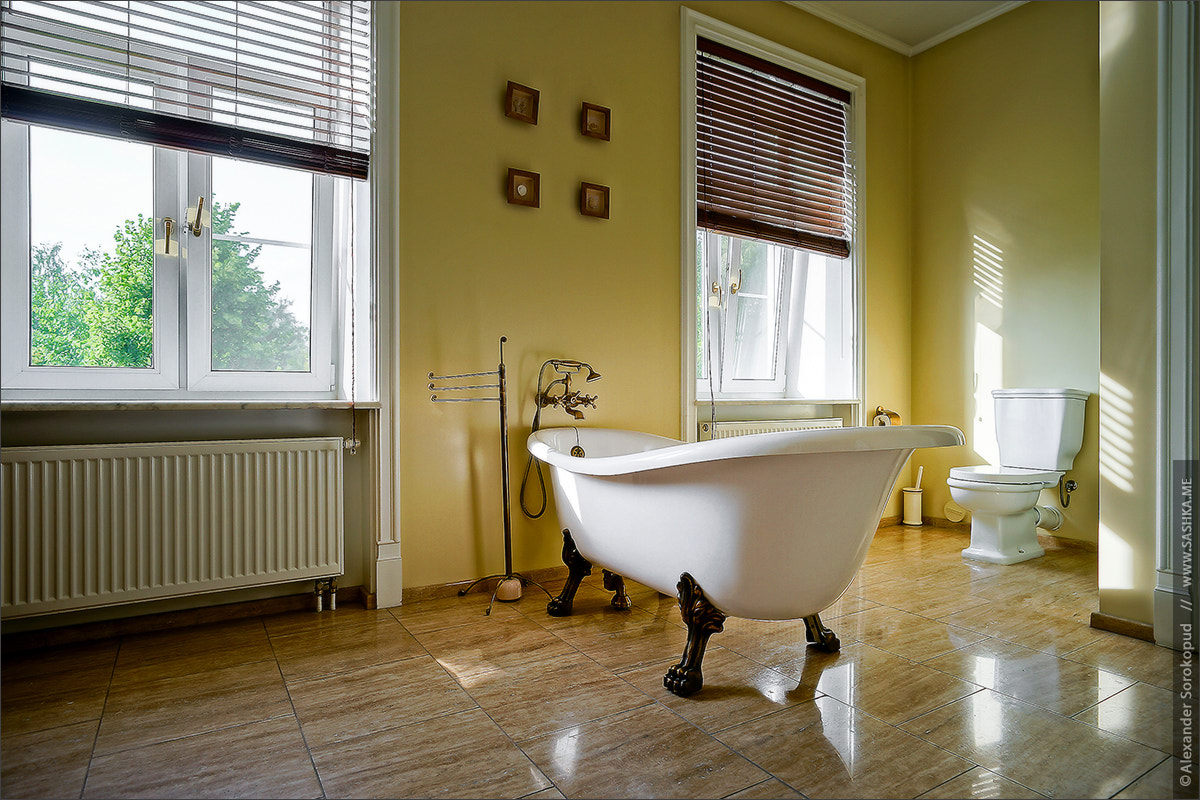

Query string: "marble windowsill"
[1, 400, 382, 412]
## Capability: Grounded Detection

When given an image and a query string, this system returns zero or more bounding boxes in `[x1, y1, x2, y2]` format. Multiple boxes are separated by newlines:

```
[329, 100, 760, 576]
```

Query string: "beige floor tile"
[901, 689, 1167, 798]
[724, 778, 806, 798]
[923, 638, 1135, 716]
[1, 639, 118, 698]
[412, 614, 579, 683]
[311, 707, 551, 799]
[1064, 633, 1178, 690]
[263, 605, 401, 638]
[288, 654, 477, 748]
[545, 606, 691, 673]
[0, 681, 109, 737]
[388, 591, 525, 635]
[785, 641, 982, 725]
[0, 518, 1152, 800]
[619, 647, 818, 733]
[938, 601, 1110, 656]
[268, 613, 425, 681]
[709, 617, 818, 670]
[1073, 681, 1179, 756]
[716, 695, 974, 799]
[465, 650, 654, 741]
[0, 719, 97, 800]
[858, 577, 993, 618]
[819, 591, 880, 619]
[522, 702, 770, 799]
[95, 659, 294, 755]
[915, 766, 1046, 799]
[111, 617, 273, 686]
[522, 788, 567, 800]
[833, 606, 986, 662]
[84, 716, 321, 800]
[1111, 757, 1184, 799]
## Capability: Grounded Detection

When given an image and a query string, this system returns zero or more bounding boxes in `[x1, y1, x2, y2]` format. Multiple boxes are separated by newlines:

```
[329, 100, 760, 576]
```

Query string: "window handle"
[729, 269, 742, 295]
[163, 216, 174, 254]
[187, 196, 206, 237]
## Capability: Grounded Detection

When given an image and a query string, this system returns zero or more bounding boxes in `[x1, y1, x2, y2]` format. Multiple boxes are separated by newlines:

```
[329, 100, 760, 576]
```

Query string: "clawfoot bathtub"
[527, 424, 965, 696]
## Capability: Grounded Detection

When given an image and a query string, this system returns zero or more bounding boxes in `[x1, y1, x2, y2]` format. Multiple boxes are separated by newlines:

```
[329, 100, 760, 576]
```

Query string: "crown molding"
[786, 1, 1026, 57]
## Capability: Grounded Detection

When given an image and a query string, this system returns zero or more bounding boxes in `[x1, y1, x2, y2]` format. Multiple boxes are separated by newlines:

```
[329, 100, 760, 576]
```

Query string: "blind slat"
[0, 0, 372, 178]
[696, 37, 854, 255]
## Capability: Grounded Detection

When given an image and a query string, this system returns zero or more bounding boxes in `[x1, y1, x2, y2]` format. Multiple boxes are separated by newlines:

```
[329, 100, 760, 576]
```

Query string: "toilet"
[947, 388, 1089, 565]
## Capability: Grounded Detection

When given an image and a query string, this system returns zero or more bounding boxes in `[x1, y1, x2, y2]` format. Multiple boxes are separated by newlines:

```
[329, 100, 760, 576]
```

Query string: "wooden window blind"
[696, 37, 854, 258]
[0, 0, 372, 179]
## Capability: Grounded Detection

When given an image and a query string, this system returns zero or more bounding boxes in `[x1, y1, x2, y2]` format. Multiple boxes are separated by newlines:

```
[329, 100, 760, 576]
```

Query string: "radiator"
[699, 418, 844, 441]
[1, 437, 344, 619]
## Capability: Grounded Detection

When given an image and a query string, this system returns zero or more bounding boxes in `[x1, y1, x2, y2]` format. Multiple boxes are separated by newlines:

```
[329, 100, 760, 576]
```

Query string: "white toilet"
[947, 388, 1089, 565]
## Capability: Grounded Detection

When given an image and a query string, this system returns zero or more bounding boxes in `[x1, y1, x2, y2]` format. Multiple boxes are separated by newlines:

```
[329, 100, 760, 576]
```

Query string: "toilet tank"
[994, 388, 1090, 471]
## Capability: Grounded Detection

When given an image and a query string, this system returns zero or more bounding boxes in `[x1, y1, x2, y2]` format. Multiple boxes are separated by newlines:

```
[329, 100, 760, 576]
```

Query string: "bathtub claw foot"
[664, 572, 726, 697]
[603, 570, 632, 610]
[548, 530, 592, 617]
[803, 614, 840, 652]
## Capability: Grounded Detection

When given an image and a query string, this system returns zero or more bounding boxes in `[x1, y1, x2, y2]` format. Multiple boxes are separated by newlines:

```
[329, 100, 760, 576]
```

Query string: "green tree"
[29, 202, 308, 372]
[29, 242, 96, 366]
[78, 215, 155, 368]
[208, 201, 309, 372]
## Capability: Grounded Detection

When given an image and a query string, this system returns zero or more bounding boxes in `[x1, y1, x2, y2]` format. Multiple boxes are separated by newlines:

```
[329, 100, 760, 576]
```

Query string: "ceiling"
[787, 1, 1026, 55]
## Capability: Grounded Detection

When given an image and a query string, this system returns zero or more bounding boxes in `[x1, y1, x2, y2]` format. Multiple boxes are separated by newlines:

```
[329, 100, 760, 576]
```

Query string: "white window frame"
[0, 121, 347, 400]
[0, 122, 180, 392]
[183, 152, 336, 394]
[680, 8, 866, 439]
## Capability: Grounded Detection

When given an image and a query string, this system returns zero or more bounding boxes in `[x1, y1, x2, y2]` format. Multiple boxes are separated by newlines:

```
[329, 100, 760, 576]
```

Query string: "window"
[682, 12, 862, 435]
[0, 0, 373, 401]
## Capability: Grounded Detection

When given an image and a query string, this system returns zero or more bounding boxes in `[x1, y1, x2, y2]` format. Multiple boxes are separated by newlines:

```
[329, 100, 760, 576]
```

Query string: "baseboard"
[402, 565, 569, 604]
[1090, 611, 1156, 642]
[1, 585, 366, 653]
[1038, 532, 1098, 552]
[924, 516, 971, 533]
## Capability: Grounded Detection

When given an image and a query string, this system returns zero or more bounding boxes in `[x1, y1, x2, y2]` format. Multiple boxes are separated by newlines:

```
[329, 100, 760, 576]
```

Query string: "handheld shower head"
[547, 359, 601, 382]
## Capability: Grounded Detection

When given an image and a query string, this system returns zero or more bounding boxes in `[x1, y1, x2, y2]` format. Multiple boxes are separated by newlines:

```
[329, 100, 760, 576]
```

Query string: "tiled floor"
[0, 525, 1184, 799]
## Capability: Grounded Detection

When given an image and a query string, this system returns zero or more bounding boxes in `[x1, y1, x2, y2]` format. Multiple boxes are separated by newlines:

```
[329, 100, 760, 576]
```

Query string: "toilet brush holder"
[902, 487, 923, 526]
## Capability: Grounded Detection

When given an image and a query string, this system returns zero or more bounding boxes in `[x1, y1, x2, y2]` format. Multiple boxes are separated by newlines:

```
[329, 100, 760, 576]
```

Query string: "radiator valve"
[315, 577, 338, 612]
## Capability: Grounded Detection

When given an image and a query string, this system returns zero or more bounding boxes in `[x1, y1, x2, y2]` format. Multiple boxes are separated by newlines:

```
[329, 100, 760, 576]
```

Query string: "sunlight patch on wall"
[1098, 522, 1136, 590]
[1098, 371, 1135, 493]
[973, 235, 1004, 464]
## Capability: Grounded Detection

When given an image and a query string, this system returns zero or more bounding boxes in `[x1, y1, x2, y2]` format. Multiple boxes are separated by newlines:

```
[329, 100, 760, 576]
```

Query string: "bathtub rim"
[527, 424, 965, 476]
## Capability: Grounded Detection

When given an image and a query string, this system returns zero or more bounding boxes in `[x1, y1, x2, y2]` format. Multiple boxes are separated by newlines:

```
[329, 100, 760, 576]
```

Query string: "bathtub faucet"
[531, 358, 601, 431]
[539, 383, 598, 420]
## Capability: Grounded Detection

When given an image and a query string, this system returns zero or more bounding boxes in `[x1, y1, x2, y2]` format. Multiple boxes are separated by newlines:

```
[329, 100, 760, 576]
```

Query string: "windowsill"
[1, 399, 382, 412]
[696, 396, 859, 405]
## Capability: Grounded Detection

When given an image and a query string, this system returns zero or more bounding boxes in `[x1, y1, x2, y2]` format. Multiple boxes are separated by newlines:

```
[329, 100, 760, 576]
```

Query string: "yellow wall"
[910, 1, 1101, 544]
[391, 1, 914, 589]
[1097, 0, 1159, 625]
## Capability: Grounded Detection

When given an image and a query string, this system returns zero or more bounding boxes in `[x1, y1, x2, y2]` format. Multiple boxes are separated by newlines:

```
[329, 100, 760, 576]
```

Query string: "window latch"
[186, 196, 207, 237]
[154, 216, 176, 256]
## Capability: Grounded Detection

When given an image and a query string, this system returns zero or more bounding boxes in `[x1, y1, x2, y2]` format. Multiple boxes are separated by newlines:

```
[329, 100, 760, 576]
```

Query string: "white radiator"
[699, 418, 844, 441]
[1, 437, 344, 619]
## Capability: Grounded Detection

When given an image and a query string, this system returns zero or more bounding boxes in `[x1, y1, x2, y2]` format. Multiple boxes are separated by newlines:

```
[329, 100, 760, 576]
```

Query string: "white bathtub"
[527, 424, 965, 694]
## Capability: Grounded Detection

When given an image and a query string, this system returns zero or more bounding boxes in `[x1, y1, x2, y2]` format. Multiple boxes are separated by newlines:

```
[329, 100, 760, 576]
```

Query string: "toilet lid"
[949, 465, 1061, 486]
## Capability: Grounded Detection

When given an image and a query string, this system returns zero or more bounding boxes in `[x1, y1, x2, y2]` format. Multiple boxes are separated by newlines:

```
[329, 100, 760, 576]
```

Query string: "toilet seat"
[948, 465, 1061, 487]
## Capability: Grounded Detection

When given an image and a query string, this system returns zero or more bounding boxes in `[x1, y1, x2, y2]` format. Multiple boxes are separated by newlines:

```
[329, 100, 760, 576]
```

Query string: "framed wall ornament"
[580, 182, 609, 218]
[581, 102, 610, 140]
[507, 168, 540, 207]
[505, 81, 539, 124]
